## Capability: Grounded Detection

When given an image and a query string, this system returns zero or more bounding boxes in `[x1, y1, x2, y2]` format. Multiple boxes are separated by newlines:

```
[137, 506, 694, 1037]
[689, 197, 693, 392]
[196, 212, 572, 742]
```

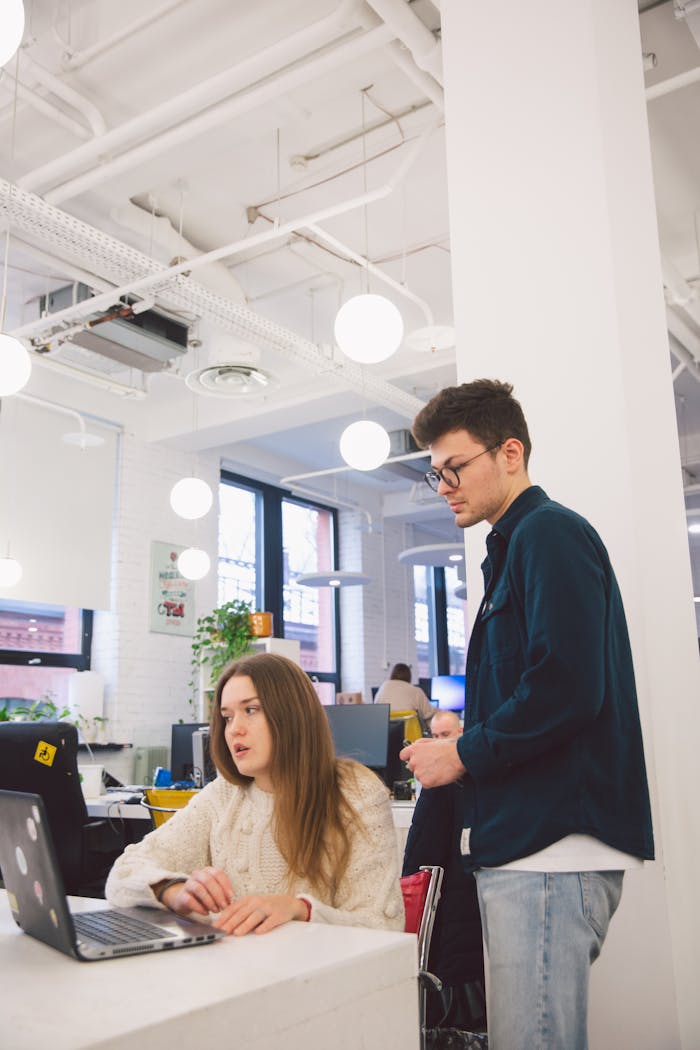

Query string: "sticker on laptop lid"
[7, 891, 19, 914]
[33, 741, 57, 767]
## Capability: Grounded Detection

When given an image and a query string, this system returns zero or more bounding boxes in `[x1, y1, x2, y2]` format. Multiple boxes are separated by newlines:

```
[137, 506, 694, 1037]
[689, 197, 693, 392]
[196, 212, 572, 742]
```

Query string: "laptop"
[0, 789, 226, 961]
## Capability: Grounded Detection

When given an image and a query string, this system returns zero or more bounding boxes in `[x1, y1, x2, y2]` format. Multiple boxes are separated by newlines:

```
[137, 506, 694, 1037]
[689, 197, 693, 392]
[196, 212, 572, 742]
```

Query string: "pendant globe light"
[0, 333, 31, 395]
[170, 476, 213, 520]
[0, 555, 22, 587]
[334, 294, 404, 364]
[339, 419, 391, 471]
[177, 547, 210, 581]
[0, 0, 24, 68]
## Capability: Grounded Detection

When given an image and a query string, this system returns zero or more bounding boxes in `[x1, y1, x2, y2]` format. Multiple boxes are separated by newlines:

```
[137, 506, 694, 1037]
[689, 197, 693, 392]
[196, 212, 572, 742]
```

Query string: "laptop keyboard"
[74, 910, 173, 945]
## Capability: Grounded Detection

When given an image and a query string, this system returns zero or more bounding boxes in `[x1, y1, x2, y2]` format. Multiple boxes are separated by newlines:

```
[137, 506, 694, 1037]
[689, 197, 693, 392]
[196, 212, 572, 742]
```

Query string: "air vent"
[185, 363, 276, 397]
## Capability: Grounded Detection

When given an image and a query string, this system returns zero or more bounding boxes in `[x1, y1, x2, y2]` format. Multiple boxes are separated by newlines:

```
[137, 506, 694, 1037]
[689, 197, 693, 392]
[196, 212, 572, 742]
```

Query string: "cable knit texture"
[105, 766, 404, 930]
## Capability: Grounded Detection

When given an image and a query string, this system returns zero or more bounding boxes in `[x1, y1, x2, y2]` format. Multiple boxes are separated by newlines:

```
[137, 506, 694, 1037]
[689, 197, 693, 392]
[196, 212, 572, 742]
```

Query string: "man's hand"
[213, 894, 307, 936]
[399, 737, 465, 788]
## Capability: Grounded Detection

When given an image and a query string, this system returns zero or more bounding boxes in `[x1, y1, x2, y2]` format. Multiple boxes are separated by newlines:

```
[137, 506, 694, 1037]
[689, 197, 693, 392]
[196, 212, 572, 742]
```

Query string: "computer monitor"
[191, 727, 217, 786]
[324, 703, 390, 770]
[170, 722, 209, 781]
[430, 674, 466, 712]
[418, 677, 432, 700]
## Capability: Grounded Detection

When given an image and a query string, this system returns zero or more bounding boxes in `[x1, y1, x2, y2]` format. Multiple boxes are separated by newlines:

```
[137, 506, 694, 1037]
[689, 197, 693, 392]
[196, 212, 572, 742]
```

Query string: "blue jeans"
[474, 869, 623, 1050]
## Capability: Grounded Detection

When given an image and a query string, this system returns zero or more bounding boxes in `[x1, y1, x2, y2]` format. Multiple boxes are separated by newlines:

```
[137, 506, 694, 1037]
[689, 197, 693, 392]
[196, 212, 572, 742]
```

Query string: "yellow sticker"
[7, 892, 18, 913]
[33, 741, 57, 767]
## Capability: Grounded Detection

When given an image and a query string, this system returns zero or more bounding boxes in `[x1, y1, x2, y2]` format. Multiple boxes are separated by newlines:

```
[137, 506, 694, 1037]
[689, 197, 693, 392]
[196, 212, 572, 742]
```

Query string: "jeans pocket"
[579, 871, 624, 940]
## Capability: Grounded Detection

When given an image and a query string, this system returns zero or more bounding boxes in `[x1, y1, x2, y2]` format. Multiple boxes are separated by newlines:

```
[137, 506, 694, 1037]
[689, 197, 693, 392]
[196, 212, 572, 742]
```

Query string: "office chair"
[401, 865, 444, 1050]
[0, 721, 123, 897]
[140, 788, 199, 828]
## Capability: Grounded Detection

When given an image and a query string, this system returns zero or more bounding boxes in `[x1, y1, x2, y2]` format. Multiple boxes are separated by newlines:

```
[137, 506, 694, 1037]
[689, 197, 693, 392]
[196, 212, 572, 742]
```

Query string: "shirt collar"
[490, 484, 549, 543]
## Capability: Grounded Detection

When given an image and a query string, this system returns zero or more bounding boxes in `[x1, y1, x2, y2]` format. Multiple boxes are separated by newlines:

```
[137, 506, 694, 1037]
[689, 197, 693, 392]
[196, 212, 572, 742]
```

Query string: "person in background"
[430, 710, 462, 739]
[401, 379, 654, 1050]
[374, 662, 435, 723]
[106, 653, 404, 934]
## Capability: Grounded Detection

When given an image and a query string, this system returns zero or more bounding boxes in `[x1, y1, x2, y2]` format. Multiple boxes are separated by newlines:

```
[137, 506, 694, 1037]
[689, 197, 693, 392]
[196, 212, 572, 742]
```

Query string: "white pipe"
[43, 24, 395, 205]
[364, 0, 443, 83]
[14, 391, 86, 437]
[0, 76, 91, 139]
[645, 64, 700, 101]
[59, 0, 191, 71]
[666, 312, 700, 383]
[304, 221, 435, 324]
[12, 119, 439, 339]
[19, 54, 107, 136]
[29, 351, 148, 398]
[281, 448, 427, 485]
[383, 39, 444, 109]
[20, 0, 368, 196]
[283, 481, 374, 530]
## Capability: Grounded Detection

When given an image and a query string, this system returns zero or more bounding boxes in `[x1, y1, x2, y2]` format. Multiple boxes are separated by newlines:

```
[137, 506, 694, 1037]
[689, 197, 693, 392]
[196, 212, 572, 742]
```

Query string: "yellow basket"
[140, 788, 199, 828]
[390, 710, 423, 744]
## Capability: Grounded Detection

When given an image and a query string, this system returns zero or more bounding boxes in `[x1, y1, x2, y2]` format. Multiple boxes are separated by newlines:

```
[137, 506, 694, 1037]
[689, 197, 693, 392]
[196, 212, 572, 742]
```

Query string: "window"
[219, 472, 339, 694]
[413, 566, 467, 677]
[0, 599, 92, 713]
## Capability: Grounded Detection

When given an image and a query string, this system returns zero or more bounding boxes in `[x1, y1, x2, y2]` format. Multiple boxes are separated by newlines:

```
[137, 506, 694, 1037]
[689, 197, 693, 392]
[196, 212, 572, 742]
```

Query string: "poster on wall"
[149, 541, 195, 636]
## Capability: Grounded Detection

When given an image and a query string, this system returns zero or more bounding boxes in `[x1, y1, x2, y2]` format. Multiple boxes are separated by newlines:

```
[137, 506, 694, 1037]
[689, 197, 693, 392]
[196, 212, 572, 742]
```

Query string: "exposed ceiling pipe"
[42, 24, 396, 206]
[8, 118, 438, 338]
[30, 351, 148, 398]
[666, 309, 700, 384]
[0, 75, 92, 140]
[17, 54, 107, 136]
[15, 391, 88, 439]
[1, 180, 426, 419]
[645, 63, 700, 100]
[19, 0, 370, 198]
[383, 39, 444, 108]
[58, 0, 191, 71]
[303, 221, 435, 324]
[110, 201, 246, 303]
[364, 0, 443, 84]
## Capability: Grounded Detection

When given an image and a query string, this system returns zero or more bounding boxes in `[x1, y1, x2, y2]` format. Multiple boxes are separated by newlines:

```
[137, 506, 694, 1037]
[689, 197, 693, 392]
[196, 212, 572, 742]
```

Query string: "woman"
[375, 662, 435, 723]
[106, 653, 404, 935]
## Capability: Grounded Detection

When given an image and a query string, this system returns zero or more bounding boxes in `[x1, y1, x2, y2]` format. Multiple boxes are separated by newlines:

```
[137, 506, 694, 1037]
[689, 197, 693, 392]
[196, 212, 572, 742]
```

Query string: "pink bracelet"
[298, 897, 311, 922]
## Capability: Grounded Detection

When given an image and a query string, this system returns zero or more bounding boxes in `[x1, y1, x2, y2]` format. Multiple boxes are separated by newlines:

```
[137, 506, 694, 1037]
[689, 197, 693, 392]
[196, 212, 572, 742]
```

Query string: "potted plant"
[190, 599, 255, 717]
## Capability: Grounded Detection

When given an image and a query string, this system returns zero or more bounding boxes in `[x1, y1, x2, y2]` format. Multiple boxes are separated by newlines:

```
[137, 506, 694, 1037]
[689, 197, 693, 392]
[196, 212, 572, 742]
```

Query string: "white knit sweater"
[105, 766, 405, 930]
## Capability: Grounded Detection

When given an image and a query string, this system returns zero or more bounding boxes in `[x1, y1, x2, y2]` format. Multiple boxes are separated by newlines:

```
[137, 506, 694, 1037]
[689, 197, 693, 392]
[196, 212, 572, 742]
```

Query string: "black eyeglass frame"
[423, 443, 502, 492]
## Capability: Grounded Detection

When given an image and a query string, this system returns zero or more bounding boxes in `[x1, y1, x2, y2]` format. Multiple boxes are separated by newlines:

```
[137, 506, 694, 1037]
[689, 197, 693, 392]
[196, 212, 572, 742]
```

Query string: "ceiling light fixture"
[0, 555, 22, 588]
[0, 0, 24, 68]
[185, 363, 275, 397]
[339, 419, 391, 471]
[297, 570, 372, 588]
[0, 333, 31, 396]
[334, 293, 404, 364]
[177, 547, 211, 580]
[170, 477, 213, 520]
[454, 582, 467, 601]
[398, 543, 466, 567]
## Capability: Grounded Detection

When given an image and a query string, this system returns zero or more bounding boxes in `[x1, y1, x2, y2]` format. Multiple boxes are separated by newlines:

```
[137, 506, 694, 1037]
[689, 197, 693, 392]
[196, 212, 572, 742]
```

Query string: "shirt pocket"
[480, 585, 520, 665]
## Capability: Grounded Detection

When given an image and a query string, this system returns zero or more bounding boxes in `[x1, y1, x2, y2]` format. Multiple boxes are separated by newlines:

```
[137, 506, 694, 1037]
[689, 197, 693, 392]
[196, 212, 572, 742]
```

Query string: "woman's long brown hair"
[208, 652, 363, 901]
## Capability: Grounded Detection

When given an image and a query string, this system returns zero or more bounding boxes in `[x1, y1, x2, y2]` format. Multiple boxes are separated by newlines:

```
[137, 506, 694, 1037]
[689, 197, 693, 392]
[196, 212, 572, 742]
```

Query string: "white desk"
[0, 890, 419, 1050]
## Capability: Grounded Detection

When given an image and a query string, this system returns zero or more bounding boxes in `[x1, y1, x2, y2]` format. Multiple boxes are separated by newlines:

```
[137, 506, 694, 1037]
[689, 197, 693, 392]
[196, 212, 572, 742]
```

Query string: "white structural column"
[441, 2, 700, 1048]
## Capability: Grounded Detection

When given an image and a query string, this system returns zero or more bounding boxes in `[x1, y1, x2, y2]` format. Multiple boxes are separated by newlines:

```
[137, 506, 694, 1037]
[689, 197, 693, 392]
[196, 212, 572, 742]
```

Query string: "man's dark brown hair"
[411, 379, 532, 467]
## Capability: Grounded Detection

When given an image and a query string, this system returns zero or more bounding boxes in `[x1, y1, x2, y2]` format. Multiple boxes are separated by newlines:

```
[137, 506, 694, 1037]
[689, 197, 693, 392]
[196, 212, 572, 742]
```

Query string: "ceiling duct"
[37, 282, 188, 373]
[383, 429, 430, 480]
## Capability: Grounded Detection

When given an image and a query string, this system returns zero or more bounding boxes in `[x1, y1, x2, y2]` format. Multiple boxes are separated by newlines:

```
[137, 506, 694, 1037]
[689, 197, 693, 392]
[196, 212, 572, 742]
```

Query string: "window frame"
[0, 608, 93, 670]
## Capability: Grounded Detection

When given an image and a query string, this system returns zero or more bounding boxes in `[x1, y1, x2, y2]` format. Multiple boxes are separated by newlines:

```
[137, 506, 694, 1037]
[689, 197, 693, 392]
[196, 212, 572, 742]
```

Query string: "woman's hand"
[160, 866, 234, 916]
[213, 893, 308, 935]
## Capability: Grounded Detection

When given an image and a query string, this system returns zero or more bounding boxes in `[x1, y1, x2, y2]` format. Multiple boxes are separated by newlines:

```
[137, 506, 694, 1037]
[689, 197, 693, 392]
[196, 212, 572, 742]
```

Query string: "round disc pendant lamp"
[0, 0, 24, 68]
[0, 556, 22, 587]
[0, 334, 31, 396]
[177, 547, 211, 580]
[170, 477, 213, 520]
[334, 294, 404, 364]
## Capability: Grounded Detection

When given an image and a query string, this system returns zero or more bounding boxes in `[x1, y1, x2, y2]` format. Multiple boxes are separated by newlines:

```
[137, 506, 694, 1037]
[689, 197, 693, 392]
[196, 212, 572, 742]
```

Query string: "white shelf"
[250, 637, 301, 664]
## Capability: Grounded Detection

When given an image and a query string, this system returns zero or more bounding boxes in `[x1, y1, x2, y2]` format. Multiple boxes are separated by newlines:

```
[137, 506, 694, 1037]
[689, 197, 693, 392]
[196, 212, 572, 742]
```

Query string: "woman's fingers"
[173, 867, 234, 915]
[214, 894, 302, 935]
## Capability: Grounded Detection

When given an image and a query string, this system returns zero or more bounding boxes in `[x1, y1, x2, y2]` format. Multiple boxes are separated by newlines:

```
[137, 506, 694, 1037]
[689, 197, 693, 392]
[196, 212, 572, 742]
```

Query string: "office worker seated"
[374, 662, 435, 723]
[106, 653, 404, 935]
[430, 710, 462, 740]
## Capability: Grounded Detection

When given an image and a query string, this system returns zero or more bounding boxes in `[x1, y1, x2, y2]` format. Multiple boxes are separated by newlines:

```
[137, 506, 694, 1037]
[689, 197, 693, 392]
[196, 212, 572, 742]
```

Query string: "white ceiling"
[2, 0, 700, 556]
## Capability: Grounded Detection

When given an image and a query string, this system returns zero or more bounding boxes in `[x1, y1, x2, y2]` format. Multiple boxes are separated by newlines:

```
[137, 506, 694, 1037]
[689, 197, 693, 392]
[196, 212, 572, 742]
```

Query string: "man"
[430, 710, 462, 739]
[401, 380, 653, 1050]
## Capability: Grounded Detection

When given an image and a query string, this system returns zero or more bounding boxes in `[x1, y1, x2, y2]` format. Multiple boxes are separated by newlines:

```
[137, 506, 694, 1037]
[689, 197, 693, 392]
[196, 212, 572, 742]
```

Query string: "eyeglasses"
[423, 443, 502, 492]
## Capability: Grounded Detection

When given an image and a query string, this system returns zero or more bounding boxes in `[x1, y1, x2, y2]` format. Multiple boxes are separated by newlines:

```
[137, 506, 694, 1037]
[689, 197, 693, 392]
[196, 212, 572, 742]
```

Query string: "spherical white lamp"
[339, 419, 391, 471]
[334, 294, 404, 364]
[177, 547, 211, 580]
[0, 334, 31, 395]
[0, 556, 22, 587]
[0, 0, 24, 68]
[170, 477, 213, 520]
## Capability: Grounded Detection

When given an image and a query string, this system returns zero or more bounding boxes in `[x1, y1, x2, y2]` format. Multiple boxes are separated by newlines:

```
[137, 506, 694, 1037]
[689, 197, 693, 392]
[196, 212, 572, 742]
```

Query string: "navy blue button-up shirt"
[456, 485, 654, 869]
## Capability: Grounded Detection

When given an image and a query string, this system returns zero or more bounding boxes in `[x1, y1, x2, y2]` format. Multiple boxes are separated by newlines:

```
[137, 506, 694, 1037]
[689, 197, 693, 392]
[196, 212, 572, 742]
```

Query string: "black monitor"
[430, 674, 466, 712]
[418, 677, 432, 700]
[324, 703, 390, 770]
[170, 722, 209, 781]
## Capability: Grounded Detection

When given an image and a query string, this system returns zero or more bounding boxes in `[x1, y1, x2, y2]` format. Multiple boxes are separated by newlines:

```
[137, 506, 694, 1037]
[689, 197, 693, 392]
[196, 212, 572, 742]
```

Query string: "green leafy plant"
[1, 691, 71, 722]
[190, 599, 254, 714]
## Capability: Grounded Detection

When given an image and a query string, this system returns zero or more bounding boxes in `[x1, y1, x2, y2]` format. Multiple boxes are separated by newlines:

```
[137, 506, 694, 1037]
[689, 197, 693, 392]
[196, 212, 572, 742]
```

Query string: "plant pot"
[249, 612, 273, 637]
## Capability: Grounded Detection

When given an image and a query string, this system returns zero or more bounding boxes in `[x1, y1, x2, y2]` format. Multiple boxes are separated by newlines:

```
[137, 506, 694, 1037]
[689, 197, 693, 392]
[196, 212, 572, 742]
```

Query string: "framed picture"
[149, 541, 195, 636]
